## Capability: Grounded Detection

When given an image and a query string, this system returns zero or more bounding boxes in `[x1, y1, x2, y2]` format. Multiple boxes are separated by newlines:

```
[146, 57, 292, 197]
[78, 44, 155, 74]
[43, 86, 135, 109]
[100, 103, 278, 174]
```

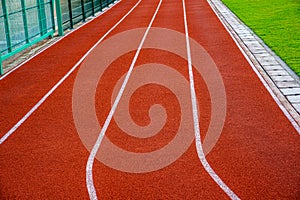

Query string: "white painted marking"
[207, 0, 300, 133]
[0, 0, 143, 145]
[0, 0, 122, 81]
[85, 1, 163, 199]
[182, 0, 240, 199]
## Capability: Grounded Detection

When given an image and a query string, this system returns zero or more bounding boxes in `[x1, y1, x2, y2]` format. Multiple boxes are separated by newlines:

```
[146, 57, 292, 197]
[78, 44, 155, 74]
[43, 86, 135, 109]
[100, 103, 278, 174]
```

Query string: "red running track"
[0, 0, 299, 199]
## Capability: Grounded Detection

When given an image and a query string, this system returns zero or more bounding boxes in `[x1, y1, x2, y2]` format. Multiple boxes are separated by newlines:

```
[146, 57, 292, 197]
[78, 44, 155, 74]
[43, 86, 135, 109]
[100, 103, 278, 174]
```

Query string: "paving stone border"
[1, 38, 59, 73]
[208, 0, 300, 130]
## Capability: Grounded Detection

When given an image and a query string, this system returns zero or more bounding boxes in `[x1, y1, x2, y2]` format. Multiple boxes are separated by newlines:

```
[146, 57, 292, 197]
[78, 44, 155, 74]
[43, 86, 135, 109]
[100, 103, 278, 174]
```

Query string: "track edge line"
[182, 0, 240, 199]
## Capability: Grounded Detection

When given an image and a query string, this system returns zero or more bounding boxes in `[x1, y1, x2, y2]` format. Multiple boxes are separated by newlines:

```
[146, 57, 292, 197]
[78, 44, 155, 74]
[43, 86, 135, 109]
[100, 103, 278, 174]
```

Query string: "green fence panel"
[0, 0, 55, 74]
[0, 0, 117, 75]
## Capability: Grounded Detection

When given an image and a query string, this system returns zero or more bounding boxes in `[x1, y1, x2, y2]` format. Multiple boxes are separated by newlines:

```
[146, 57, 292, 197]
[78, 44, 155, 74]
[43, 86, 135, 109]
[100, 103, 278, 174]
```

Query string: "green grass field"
[221, 0, 300, 76]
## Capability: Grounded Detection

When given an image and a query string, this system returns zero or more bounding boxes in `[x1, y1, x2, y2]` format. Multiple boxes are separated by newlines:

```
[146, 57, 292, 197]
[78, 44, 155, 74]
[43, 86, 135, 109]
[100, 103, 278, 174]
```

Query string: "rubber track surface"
[0, 0, 299, 199]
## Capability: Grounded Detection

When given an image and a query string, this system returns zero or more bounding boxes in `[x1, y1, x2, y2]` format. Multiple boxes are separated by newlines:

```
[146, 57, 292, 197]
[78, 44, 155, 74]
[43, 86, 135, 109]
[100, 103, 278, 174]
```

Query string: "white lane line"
[85, 0, 163, 199]
[182, 0, 240, 199]
[0, 0, 143, 145]
[0, 0, 122, 81]
[207, 0, 300, 134]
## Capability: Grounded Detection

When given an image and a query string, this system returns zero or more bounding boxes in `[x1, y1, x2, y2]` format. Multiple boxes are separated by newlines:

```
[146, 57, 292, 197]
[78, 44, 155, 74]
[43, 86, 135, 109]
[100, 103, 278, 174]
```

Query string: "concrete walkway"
[208, 0, 300, 128]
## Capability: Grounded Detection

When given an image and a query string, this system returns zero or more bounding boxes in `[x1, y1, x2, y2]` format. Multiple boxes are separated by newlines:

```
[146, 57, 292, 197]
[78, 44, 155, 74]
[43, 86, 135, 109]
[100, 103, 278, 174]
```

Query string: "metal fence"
[0, 0, 116, 75]
[0, 0, 55, 74]
[61, 0, 116, 30]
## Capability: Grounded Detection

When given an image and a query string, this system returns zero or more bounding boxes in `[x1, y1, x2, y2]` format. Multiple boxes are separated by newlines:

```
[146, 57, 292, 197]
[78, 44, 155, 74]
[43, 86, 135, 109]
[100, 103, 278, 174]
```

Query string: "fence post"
[50, 0, 56, 31]
[67, 0, 73, 29]
[0, 56, 3, 75]
[99, 0, 103, 11]
[41, 0, 47, 34]
[91, 0, 95, 16]
[21, 0, 29, 43]
[81, 0, 86, 22]
[55, 0, 64, 36]
[37, 0, 47, 35]
[1, 0, 12, 53]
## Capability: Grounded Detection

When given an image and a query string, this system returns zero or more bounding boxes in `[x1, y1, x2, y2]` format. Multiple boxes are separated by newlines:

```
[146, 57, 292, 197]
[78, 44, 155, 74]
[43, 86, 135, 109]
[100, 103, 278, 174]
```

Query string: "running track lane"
[0, 0, 299, 199]
[0, 0, 141, 138]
